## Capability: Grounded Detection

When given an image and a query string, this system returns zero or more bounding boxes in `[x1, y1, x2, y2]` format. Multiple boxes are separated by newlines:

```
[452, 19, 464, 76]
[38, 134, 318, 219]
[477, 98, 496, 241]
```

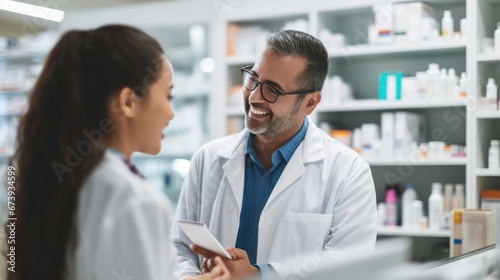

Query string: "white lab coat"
[65, 151, 176, 280]
[172, 120, 377, 279]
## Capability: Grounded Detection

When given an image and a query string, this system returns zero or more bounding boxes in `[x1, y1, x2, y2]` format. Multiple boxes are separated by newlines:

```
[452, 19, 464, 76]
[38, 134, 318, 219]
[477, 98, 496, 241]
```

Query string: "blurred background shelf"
[377, 226, 450, 238]
[329, 41, 466, 59]
[475, 168, 500, 177]
[476, 111, 500, 119]
[316, 99, 468, 112]
[366, 158, 467, 166]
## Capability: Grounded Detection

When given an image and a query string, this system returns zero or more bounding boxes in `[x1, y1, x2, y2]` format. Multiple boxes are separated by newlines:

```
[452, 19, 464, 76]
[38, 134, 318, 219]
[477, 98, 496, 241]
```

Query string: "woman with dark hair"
[8, 25, 229, 280]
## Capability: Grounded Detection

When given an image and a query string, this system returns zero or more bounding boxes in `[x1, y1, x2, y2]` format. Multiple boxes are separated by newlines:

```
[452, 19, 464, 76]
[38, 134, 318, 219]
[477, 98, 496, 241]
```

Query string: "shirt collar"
[245, 118, 309, 163]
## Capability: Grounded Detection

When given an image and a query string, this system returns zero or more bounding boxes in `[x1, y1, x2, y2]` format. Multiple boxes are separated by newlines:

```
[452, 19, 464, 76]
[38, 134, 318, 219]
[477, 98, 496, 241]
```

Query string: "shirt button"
[270, 208, 276, 215]
[228, 205, 234, 212]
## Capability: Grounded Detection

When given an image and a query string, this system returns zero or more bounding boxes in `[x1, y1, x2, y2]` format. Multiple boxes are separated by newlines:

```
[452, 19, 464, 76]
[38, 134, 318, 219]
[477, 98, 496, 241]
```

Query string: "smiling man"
[172, 30, 377, 280]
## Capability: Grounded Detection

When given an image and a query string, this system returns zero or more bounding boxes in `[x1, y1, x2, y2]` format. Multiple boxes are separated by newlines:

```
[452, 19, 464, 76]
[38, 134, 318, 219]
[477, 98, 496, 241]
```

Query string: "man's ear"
[304, 91, 321, 114]
[116, 87, 137, 118]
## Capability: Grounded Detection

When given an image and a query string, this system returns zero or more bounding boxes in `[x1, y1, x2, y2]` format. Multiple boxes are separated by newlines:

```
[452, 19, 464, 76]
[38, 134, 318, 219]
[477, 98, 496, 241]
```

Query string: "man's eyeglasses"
[240, 66, 317, 103]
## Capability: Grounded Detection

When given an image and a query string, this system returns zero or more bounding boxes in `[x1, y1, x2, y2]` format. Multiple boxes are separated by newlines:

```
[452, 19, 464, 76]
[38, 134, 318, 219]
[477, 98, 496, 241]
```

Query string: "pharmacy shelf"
[226, 55, 257, 66]
[377, 226, 450, 238]
[316, 99, 467, 112]
[174, 90, 208, 99]
[0, 113, 24, 117]
[366, 158, 467, 166]
[475, 168, 500, 177]
[227, 106, 245, 117]
[0, 155, 12, 162]
[328, 41, 466, 59]
[132, 153, 191, 160]
[0, 90, 30, 95]
[0, 51, 45, 63]
[476, 53, 500, 63]
[476, 111, 500, 119]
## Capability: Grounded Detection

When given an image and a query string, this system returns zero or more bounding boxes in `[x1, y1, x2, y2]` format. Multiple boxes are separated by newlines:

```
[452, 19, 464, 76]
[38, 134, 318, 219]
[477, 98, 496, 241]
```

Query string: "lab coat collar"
[217, 118, 325, 164]
[219, 118, 325, 210]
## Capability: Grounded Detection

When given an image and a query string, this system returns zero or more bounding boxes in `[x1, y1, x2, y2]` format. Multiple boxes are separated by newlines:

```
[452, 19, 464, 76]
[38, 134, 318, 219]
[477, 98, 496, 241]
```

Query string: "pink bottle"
[385, 189, 398, 226]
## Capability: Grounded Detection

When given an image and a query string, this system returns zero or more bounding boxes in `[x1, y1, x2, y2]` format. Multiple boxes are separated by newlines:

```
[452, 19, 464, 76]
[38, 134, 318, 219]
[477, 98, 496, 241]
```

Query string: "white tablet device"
[177, 220, 232, 259]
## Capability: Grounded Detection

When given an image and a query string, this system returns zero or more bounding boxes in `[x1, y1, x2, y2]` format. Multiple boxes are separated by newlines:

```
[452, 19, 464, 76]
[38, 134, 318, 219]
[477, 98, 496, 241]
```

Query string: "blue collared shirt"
[235, 118, 309, 278]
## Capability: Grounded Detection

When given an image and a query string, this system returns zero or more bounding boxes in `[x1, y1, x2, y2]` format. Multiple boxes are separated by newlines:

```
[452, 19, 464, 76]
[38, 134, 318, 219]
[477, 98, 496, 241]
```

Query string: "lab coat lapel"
[266, 148, 305, 204]
[220, 130, 248, 211]
[266, 121, 325, 204]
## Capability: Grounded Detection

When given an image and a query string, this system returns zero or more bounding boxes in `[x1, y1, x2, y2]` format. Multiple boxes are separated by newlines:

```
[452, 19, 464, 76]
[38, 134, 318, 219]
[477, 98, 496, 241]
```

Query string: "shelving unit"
[0, 49, 40, 161]
[476, 110, 500, 118]
[476, 53, 500, 62]
[47, 0, 221, 205]
[328, 41, 466, 59]
[226, 107, 245, 117]
[366, 158, 467, 166]
[472, 0, 500, 212]
[476, 168, 500, 177]
[226, 56, 257, 66]
[377, 226, 450, 238]
[219, 0, 472, 261]
[316, 99, 467, 112]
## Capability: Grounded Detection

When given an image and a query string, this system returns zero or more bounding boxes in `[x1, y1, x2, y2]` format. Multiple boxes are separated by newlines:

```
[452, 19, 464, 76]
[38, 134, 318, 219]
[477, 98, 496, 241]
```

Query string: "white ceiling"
[7, 0, 172, 11]
[0, 0, 178, 36]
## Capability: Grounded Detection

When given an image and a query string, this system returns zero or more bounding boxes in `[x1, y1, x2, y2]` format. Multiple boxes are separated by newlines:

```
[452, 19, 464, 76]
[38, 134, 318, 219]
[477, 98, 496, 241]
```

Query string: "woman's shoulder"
[80, 151, 171, 215]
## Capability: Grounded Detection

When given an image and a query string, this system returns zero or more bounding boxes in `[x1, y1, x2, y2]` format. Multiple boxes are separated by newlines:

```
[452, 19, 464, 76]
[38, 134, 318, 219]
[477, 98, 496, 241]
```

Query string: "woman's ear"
[115, 87, 137, 118]
[304, 91, 321, 114]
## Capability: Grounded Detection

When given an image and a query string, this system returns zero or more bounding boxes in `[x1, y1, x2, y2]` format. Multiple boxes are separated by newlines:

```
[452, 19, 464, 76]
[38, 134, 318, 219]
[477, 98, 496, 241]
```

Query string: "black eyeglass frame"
[240, 65, 317, 103]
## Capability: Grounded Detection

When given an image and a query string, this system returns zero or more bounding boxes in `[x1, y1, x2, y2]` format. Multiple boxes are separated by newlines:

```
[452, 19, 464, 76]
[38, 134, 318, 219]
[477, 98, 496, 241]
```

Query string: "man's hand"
[185, 256, 230, 280]
[190, 245, 260, 279]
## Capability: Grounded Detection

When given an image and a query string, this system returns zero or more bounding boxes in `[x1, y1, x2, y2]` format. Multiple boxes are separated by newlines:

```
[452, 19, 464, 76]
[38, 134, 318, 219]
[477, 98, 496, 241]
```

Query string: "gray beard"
[245, 100, 302, 139]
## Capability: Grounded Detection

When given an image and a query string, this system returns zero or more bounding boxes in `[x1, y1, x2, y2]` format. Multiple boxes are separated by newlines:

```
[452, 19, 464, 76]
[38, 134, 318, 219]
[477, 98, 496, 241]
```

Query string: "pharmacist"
[172, 30, 377, 280]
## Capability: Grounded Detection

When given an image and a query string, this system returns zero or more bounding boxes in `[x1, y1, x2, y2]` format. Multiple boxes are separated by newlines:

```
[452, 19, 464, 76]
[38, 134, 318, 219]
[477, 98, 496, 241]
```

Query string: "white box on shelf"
[481, 190, 500, 214]
[392, 2, 434, 42]
[461, 210, 496, 255]
[394, 112, 424, 155]
[381, 112, 395, 158]
[373, 4, 394, 45]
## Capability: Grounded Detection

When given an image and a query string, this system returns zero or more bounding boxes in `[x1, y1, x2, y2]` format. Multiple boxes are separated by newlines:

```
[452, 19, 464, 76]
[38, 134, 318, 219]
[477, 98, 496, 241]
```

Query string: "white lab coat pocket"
[282, 212, 333, 261]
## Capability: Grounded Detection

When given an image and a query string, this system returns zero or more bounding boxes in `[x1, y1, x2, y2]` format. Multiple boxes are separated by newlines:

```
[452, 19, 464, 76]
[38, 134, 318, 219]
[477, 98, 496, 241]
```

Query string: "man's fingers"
[189, 244, 218, 259]
[213, 256, 229, 273]
[201, 258, 210, 274]
[226, 247, 245, 259]
[207, 258, 215, 271]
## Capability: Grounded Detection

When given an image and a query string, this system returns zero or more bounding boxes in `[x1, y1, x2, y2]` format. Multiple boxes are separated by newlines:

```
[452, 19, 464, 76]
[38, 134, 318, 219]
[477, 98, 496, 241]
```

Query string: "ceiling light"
[1, 0, 65, 22]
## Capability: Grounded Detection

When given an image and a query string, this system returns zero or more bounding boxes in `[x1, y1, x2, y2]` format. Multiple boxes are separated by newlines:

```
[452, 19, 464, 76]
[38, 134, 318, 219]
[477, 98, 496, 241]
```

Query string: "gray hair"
[265, 30, 329, 93]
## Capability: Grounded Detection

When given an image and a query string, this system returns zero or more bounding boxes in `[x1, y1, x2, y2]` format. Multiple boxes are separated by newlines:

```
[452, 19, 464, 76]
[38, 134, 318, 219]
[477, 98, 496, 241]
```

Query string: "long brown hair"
[8, 25, 164, 280]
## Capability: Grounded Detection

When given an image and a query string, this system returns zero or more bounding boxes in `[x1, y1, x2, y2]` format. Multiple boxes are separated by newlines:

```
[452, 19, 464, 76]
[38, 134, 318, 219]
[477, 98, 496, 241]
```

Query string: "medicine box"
[379, 72, 404, 100]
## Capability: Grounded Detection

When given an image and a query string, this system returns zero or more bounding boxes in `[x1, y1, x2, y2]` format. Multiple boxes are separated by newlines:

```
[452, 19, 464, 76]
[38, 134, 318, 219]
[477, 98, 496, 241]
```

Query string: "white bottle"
[439, 68, 448, 97]
[402, 183, 418, 228]
[452, 184, 465, 210]
[495, 22, 500, 54]
[486, 78, 498, 109]
[442, 183, 454, 229]
[426, 63, 440, 97]
[460, 18, 467, 40]
[459, 72, 467, 98]
[411, 200, 423, 229]
[442, 10, 454, 39]
[489, 140, 500, 169]
[429, 182, 443, 230]
[443, 184, 454, 213]
[447, 68, 458, 97]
